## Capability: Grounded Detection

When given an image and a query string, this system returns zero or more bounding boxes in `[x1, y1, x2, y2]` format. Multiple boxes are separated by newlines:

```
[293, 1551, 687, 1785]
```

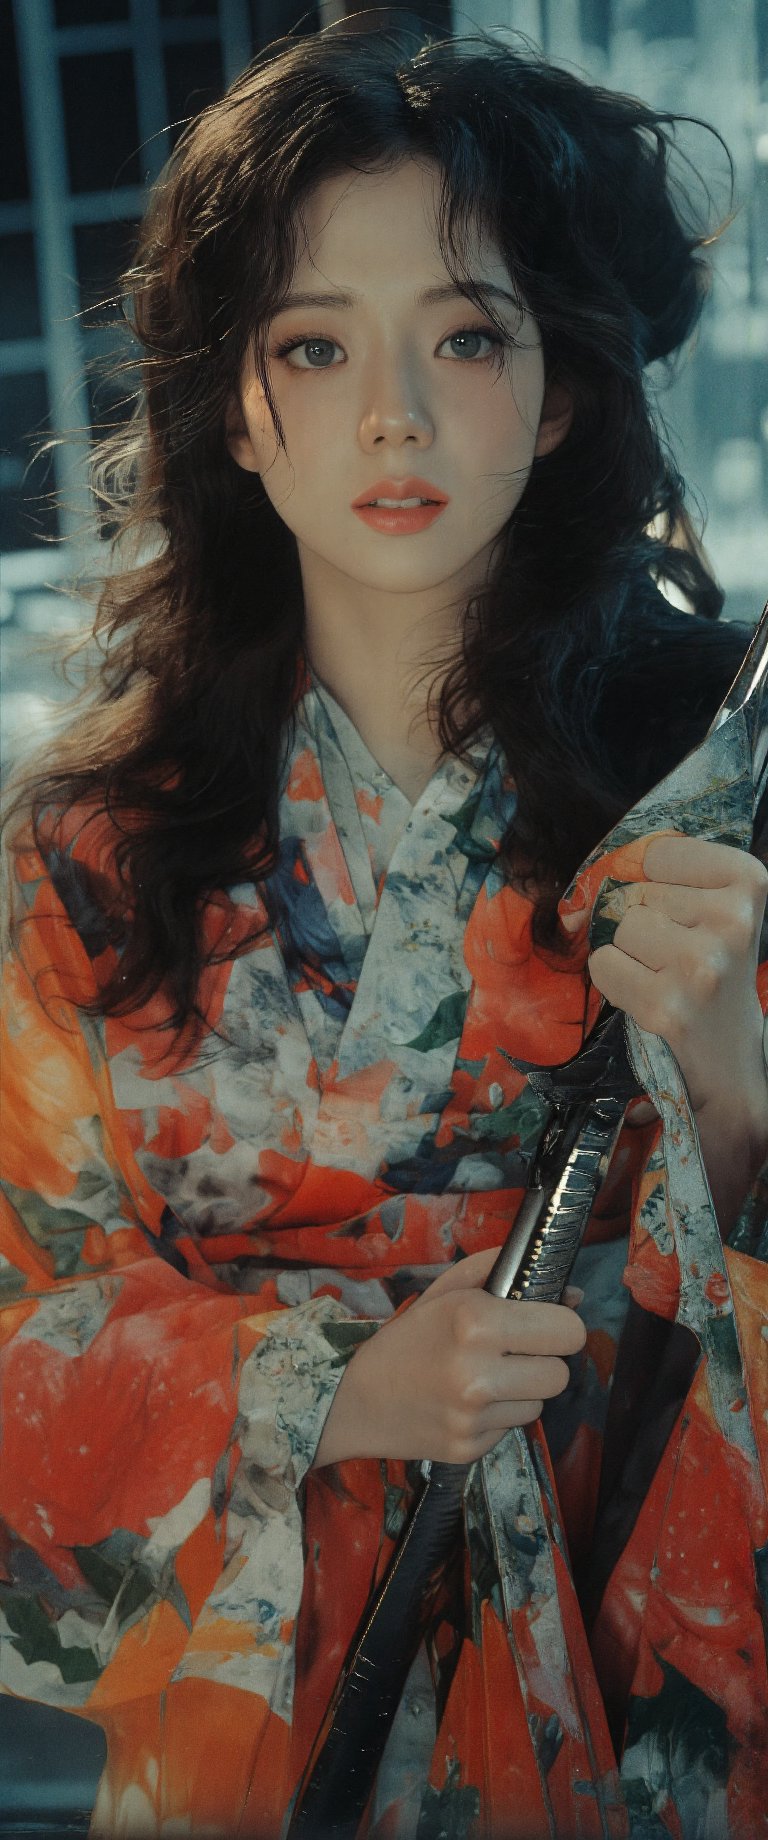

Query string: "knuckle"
[726, 894, 761, 947]
[454, 1365, 486, 1412]
[448, 1402, 472, 1441]
[664, 985, 687, 1031]
[443, 1406, 472, 1455]
[688, 951, 723, 1004]
[465, 1371, 493, 1410]
[649, 986, 686, 1042]
[444, 1420, 480, 1463]
[449, 1413, 471, 1457]
[450, 1292, 484, 1349]
[447, 1354, 473, 1408]
[747, 855, 768, 899]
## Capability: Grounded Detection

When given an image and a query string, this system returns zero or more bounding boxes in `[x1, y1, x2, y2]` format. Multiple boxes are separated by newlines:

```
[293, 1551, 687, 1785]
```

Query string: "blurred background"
[1, 0, 767, 783]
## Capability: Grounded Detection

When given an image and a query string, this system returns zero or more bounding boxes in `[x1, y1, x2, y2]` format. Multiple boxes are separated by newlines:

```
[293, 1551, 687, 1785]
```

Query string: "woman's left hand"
[567, 834, 768, 1227]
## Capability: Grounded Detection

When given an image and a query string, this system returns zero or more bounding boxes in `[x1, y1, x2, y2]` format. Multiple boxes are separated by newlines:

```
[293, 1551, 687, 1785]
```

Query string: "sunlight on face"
[226, 159, 566, 629]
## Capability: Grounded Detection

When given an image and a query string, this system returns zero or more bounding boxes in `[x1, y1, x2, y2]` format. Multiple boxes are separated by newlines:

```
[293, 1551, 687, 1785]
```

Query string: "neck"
[303, 580, 465, 803]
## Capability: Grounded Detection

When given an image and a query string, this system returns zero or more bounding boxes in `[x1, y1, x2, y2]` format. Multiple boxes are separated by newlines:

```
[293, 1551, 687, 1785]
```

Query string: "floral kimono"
[1, 666, 767, 1840]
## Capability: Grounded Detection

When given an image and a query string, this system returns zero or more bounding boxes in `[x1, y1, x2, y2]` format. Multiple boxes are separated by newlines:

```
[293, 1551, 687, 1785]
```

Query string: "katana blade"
[709, 597, 768, 811]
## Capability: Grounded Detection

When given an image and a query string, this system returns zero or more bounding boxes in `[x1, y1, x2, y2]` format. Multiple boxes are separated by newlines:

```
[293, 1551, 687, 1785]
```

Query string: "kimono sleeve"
[0, 835, 364, 1719]
[728, 958, 768, 1260]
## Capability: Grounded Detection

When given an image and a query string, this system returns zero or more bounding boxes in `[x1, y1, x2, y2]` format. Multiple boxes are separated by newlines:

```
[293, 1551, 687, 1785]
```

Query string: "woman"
[1, 16, 766, 1838]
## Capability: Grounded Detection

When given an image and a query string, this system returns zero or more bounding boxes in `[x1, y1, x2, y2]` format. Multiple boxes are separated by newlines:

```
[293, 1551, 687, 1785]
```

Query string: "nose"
[358, 351, 434, 450]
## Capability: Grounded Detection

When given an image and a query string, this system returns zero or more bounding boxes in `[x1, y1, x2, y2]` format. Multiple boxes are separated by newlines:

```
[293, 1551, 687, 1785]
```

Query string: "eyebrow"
[273, 282, 522, 313]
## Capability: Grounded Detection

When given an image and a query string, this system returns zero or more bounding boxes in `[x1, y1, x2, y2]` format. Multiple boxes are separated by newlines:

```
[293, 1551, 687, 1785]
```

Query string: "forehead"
[291, 158, 508, 288]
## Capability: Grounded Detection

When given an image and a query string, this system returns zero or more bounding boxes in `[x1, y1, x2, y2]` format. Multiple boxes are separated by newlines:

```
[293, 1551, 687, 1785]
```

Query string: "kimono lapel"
[333, 738, 512, 1084]
[306, 675, 412, 934]
[263, 688, 373, 1075]
[269, 679, 515, 1098]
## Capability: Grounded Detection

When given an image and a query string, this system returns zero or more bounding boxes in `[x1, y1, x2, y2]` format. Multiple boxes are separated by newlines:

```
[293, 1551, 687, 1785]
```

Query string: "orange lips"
[351, 502, 447, 533]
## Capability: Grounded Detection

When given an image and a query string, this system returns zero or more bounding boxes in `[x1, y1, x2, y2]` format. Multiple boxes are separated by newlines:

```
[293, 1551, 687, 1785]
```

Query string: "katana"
[286, 599, 768, 1840]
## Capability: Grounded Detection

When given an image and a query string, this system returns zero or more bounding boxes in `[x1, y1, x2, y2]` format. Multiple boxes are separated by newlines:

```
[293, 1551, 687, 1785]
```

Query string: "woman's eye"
[440, 328, 504, 360]
[273, 326, 506, 368]
[273, 336, 341, 368]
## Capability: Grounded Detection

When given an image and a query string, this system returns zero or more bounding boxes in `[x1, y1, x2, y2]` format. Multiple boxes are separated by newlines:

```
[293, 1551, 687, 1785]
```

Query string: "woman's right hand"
[312, 1246, 586, 1469]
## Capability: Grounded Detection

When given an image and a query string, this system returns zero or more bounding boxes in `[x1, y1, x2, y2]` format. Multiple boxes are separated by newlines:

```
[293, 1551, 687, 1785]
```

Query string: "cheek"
[253, 384, 339, 481]
[466, 366, 543, 464]
[497, 344, 546, 451]
[476, 409, 538, 502]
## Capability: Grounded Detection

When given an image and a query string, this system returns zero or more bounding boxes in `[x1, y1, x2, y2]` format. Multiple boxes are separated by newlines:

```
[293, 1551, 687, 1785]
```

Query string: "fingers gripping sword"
[286, 602, 768, 1840]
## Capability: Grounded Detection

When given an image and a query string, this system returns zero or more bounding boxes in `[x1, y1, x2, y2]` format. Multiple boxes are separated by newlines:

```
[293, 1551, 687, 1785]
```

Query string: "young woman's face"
[227, 158, 570, 615]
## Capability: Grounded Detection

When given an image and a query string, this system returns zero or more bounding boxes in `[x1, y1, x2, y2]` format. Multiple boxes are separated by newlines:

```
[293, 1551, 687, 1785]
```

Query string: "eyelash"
[271, 324, 508, 368]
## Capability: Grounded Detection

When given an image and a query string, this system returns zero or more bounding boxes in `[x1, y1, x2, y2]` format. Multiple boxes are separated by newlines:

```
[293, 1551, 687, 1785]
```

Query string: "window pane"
[164, 39, 224, 145]
[698, 356, 765, 447]
[74, 220, 140, 325]
[54, 0, 130, 21]
[640, 0, 694, 35]
[1, 7, 30, 203]
[251, 1, 320, 47]
[760, 0, 768, 84]
[0, 235, 42, 340]
[60, 51, 142, 194]
[578, 0, 611, 52]
[406, 1, 453, 36]
[160, 0, 218, 15]
[0, 373, 59, 550]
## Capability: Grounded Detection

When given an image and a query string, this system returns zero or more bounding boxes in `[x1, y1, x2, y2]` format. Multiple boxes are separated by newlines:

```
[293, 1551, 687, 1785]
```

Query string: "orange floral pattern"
[1, 678, 766, 1838]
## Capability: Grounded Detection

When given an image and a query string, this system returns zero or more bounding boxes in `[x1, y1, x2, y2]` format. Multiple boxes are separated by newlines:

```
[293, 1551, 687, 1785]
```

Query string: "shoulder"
[3, 787, 269, 1039]
[2, 797, 155, 1035]
[595, 577, 748, 801]
[4, 796, 132, 958]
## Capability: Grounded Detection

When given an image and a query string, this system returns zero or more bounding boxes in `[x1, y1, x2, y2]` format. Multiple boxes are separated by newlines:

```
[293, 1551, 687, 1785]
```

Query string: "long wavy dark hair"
[2, 11, 749, 1034]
